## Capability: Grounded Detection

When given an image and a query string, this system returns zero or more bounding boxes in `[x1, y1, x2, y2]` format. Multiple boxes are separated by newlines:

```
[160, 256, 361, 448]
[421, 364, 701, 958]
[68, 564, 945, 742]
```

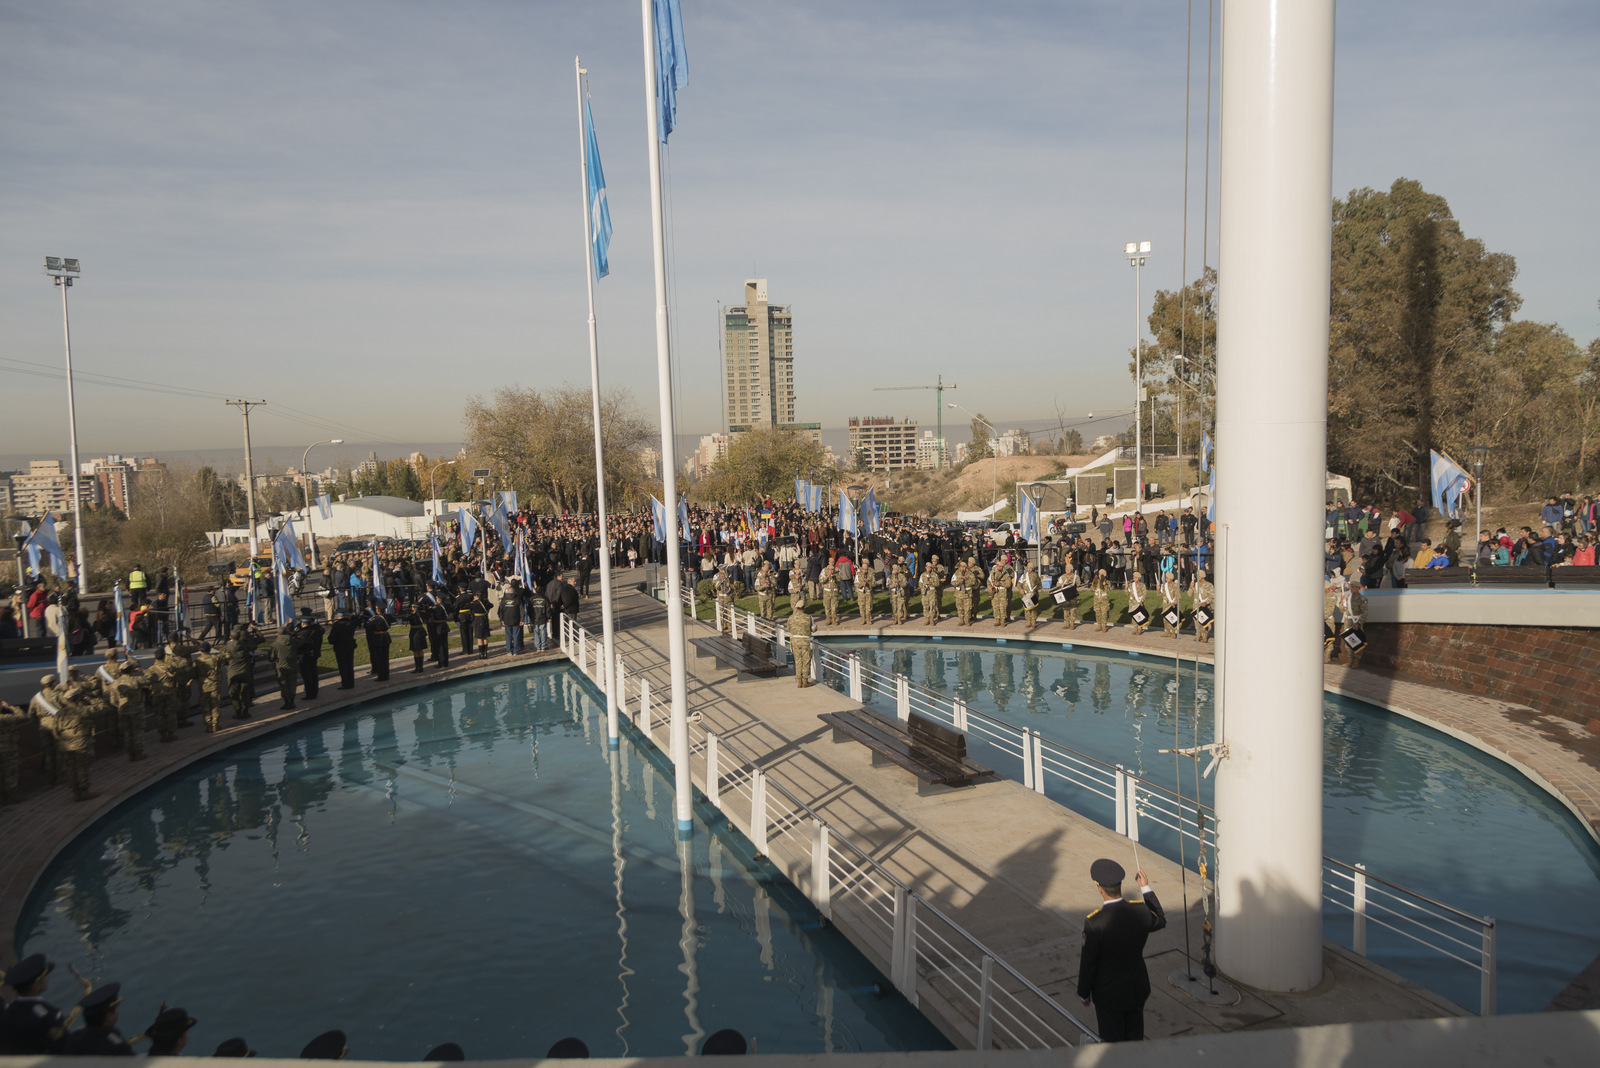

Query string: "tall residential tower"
[723, 279, 795, 430]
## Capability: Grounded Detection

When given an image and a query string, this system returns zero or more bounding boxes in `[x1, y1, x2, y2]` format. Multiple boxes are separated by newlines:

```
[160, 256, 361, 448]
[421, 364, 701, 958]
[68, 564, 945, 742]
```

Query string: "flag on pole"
[583, 94, 614, 280]
[114, 583, 128, 648]
[1430, 450, 1472, 519]
[23, 516, 68, 577]
[653, 0, 689, 142]
[430, 531, 446, 586]
[678, 495, 691, 543]
[174, 575, 188, 632]
[863, 488, 880, 534]
[650, 496, 667, 543]
[1020, 492, 1040, 543]
[275, 518, 307, 572]
[316, 494, 333, 521]
[500, 490, 518, 515]
[371, 540, 386, 606]
[838, 490, 857, 537]
[1207, 462, 1216, 523]
[488, 499, 513, 554]
[56, 627, 69, 689]
[1200, 431, 1213, 475]
[808, 485, 822, 513]
[458, 507, 479, 555]
[794, 478, 809, 506]
[274, 557, 295, 626]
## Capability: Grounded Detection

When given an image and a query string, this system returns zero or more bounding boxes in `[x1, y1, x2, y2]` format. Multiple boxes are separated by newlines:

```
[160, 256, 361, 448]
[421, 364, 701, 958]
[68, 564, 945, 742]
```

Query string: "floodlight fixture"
[1139, 241, 1151, 254]
[1123, 242, 1137, 255]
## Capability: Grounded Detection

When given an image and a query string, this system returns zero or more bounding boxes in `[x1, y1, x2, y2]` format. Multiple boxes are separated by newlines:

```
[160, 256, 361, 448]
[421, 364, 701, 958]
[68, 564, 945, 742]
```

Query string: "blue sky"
[3, 0, 1596, 456]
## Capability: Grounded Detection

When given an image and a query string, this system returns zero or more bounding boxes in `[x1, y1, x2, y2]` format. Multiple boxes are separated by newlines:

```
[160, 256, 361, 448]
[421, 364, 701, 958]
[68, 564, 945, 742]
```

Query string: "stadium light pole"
[301, 438, 343, 570]
[43, 257, 89, 594]
[1467, 445, 1492, 575]
[1124, 241, 1151, 512]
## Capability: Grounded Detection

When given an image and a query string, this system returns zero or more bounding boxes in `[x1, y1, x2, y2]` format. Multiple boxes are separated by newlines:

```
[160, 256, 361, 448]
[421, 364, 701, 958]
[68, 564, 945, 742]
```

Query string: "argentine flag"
[1430, 450, 1472, 519]
[653, 0, 689, 142]
[1020, 492, 1040, 543]
[584, 94, 614, 280]
[651, 496, 667, 543]
[838, 490, 857, 537]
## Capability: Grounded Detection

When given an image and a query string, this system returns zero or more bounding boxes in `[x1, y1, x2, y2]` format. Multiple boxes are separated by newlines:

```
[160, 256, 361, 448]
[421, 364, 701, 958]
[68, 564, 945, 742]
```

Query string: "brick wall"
[1363, 622, 1600, 728]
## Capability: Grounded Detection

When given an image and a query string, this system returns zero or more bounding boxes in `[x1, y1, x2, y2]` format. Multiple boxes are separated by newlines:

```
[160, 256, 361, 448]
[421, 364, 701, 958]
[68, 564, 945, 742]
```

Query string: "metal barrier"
[674, 591, 1499, 1015]
[560, 612, 1099, 1049]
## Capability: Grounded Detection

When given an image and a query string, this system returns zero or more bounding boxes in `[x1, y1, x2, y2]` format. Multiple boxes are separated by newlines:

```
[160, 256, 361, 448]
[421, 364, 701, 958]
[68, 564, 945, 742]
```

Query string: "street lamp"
[429, 461, 457, 513]
[949, 403, 999, 518]
[301, 438, 343, 570]
[44, 256, 88, 594]
[1124, 241, 1151, 513]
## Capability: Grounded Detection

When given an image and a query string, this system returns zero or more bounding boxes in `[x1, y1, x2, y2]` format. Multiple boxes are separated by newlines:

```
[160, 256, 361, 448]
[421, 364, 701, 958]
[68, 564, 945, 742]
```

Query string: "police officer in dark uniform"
[1076, 858, 1166, 1042]
[296, 609, 325, 700]
[328, 611, 358, 689]
[365, 610, 392, 680]
[0, 954, 66, 1054]
[61, 982, 133, 1056]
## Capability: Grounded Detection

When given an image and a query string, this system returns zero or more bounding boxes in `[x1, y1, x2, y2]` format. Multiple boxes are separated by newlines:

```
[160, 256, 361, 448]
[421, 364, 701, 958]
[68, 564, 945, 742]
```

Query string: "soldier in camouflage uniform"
[820, 561, 841, 626]
[270, 622, 301, 710]
[952, 561, 973, 626]
[95, 650, 124, 750]
[789, 558, 808, 615]
[856, 554, 876, 625]
[1342, 580, 1368, 667]
[714, 567, 735, 634]
[193, 642, 227, 732]
[1018, 563, 1041, 631]
[919, 561, 941, 626]
[788, 604, 814, 687]
[988, 558, 1013, 629]
[1323, 577, 1342, 662]
[55, 681, 97, 802]
[168, 639, 198, 728]
[1092, 570, 1113, 631]
[1191, 569, 1215, 643]
[1058, 577, 1081, 631]
[146, 648, 181, 742]
[30, 675, 63, 785]
[225, 626, 257, 719]
[755, 563, 776, 622]
[1125, 574, 1148, 636]
[1160, 572, 1182, 638]
[108, 658, 149, 761]
[0, 700, 27, 803]
[888, 560, 909, 625]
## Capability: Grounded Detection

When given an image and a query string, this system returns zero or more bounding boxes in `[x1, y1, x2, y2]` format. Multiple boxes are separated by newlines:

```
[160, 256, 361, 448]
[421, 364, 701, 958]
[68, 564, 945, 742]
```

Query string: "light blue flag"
[653, 0, 689, 142]
[175, 575, 188, 631]
[808, 485, 822, 513]
[500, 490, 518, 515]
[1020, 492, 1040, 543]
[430, 532, 446, 586]
[650, 496, 667, 543]
[316, 494, 332, 521]
[274, 558, 295, 626]
[489, 499, 513, 554]
[516, 534, 534, 589]
[1430, 450, 1472, 519]
[584, 95, 614, 280]
[794, 479, 808, 504]
[837, 490, 857, 537]
[24, 516, 68, 576]
[458, 507, 479, 555]
[371, 541, 386, 605]
[114, 583, 128, 648]
[1200, 431, 1213, 475]
[276, 517, 307, 572]
[863, 488, 880, 534]
[1207, 462, 1216, 523]
[678, 495, 691, 542]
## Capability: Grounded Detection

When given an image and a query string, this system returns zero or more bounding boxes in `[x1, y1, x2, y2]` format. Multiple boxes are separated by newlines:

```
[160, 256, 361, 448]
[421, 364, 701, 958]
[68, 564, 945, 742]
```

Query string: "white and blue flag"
[316, 494, 332, 521]
[794, 479, 809, 505]
[459, 507, 479, 555]
[500, 490, 518, 515]
[275, 518, 307, 572]
[23, 516, 67, 577]
[653, 0, 689, 142]
[808, 484, 822, 513]
[274, 557, 295, 626]
[371, 540, 386, 606]
[678, 495, 691, 542]
[430, 531, 446, 586]
[837, 490, 857, 537]
[863, 489, 880, 534]
[489, 499, 513, 554]
[1430, 450, 1472, 519]
[1019, 492, 1040, 543]
[1200, 431, 1213, 475]
[584, 94, 614, 280]
[114, 583, 128, 648]
[651, 496, 668, 543]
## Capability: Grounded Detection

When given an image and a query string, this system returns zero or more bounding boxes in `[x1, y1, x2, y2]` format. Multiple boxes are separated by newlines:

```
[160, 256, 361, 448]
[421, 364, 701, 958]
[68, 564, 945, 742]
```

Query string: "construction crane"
[873, 375, 957, 469]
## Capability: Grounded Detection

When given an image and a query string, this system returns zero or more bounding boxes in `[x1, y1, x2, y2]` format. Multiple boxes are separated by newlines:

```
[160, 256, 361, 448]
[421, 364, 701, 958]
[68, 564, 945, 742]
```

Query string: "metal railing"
[558, 613, 1099, 1049]
[678, 591, 1499, 1015]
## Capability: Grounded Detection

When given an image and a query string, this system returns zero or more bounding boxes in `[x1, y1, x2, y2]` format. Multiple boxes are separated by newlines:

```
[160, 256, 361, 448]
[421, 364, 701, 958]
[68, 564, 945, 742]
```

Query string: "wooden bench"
[1552, 565, 1600, 587]
[1405, 565, 1552, 587]
[689, 633, 780, 678]
[819, 707, 992, 794]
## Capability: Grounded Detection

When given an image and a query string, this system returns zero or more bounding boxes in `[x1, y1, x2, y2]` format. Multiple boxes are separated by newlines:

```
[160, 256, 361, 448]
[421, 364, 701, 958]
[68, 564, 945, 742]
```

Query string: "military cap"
[104, 649, 119, 662]
[300, 1029, 348, 1059]
[1090, 858, 1125, 887]
[214, 1037, 257, 1057]
[147, 1007, 197, 1039]
[154, 647, 167, 660]
[424, 1042, 465, 1061]
[300, 607, 314, 619]
[79, 982, 121, 1010]
[544, 1038, 587, 1059]
[40, 674, 57, 687]
[701, 1029, 748, 1055]
[4, 953, 52, 988]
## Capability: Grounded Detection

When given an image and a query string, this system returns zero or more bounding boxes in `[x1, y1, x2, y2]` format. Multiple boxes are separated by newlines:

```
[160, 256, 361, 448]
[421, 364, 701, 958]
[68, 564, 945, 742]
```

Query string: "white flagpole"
[640, 0, 694, 836]
[576, 56, 621, 751]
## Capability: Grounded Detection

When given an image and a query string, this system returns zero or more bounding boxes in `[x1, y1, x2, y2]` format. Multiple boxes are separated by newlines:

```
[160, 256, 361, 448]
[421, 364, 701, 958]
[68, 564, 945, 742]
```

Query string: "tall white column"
[1212, 0, 1335, 992]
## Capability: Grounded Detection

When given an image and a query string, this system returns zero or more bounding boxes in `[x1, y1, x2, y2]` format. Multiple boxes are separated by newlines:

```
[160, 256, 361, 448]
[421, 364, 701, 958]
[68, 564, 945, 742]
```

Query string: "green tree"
[694, 427, 828, 504]
[967, 414, 993, 461]
[1143, 267, 1217, 460]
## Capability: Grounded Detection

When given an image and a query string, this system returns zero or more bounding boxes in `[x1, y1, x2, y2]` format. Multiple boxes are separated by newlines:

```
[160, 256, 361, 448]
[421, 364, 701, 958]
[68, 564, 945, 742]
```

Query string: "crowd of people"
[0, 952, 754, 1058]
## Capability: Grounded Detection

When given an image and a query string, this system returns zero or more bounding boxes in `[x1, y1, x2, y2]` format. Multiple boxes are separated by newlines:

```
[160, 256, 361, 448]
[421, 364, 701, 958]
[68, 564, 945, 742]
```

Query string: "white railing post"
[750, 767, 768, 857]
[811, 820, 831, 919]
[706, 732, 720, 809]
[615, 652, 625, 698]
[714, 599, 724, 633]
[1482, 918, 1497, 1016]
[891, 886, 909, 992]
[639, 678, 652, 735]
[953, 698, 968, 732]
[977, 954, 995, 1050]
[1352, 863, 1367, 957]
[1126, 775, 1140, 844]
[1031, 730, 1046, 795]
[896, 676, 910, 722]
[578, 629, 588, 678]
[1115, 765, 1127, 836]
[731, 606, 741, 639]
[810, 646, 820, 683]
[1022, 728, 1035, 791]
[848, 654, 863, 702]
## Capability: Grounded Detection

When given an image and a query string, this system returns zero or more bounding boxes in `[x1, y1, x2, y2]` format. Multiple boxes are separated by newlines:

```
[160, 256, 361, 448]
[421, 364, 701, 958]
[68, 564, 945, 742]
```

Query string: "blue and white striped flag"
[1430, 450, 1472, 519]
[1019, 492, 1040, 543]
[650, 496, 667, 543]
[1200, 431, 1213, 475]
[837, 490, 857, 537]
[794, 479, 809, 505]
[275, 517, 307, 572]
[489, 499, 513, 554]
[371, 540, 386, 606]
[653, 0, 689, 142]
[430, 532, 446, 585]
[458, 507, 479, 555]
[584, 94, 614, 280]
[500, 490, 518, 515]
[678, 495, 691, 543]
[316, 494, 332, 521]
[274, 558, 295, 626]
[863, 489, 880, 534]
[808, 485, 822, 513]
[23, 516, 67, 577]
[114, 583, 128, 648]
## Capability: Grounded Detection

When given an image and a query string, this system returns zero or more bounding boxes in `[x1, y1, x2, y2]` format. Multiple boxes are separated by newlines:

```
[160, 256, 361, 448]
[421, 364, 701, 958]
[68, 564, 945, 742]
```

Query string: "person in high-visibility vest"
[128, 564, 149, 608]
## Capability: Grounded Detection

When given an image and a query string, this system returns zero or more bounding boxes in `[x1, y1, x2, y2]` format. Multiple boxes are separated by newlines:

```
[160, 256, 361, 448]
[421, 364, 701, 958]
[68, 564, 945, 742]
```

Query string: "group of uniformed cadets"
[1322, 571, 1369, 665]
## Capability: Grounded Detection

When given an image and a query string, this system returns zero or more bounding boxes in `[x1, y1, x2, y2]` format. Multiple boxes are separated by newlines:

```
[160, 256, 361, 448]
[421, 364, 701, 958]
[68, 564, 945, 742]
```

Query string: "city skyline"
[2, 1, 1596, 455]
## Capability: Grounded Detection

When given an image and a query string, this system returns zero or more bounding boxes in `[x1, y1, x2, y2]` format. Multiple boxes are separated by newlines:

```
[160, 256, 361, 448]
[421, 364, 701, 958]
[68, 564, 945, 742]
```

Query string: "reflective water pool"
[823, 636, 1600, 1015]
[18, 664, 950, 1060]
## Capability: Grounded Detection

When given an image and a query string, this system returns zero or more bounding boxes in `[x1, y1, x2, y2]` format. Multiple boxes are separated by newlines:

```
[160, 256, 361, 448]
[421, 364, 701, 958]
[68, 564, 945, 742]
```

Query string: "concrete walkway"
[589, 591, 1464, 1045]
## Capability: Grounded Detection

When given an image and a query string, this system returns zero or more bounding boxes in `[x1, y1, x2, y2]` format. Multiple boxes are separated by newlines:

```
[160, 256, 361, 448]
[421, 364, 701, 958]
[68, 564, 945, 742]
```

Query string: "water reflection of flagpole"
[709, 834, 727, 913]
[610, 749, 633, 1054]
[677, 836, 704, 1056]
[814, 957, 835, 1053]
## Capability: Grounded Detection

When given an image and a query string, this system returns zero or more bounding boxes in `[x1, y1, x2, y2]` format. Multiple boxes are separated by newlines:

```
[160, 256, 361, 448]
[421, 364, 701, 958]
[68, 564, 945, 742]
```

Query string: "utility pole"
[873, 375, 957, 468]
[44, 257, 89, 594]
[227, 401, 267, 556]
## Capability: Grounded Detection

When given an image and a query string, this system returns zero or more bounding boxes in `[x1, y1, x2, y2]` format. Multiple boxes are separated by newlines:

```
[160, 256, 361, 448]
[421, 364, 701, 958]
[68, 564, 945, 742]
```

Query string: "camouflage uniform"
[1057, 579, 1081, 630]
[788, 605, 813, 687]
[168, 643, 197, 727]
[225, 628, 257, 718]
[94, 653, 124, 750]
[1126, 578, 1148, 636]
[919, 564, 940, 626]
[755, 564, 776, 622]
[889, 563, 909, 624]
[0, 701, 27, 802]
[1092, 571, 1113, 631]
[194, 646, 227, 732]
[1343, 585, 1368, 667]
[1018, 565, 1041, 630]
[988, 562, 1013, 629]
[1191, 572, 1215, 643]
[146, 652, 180, 742]
[953, 563, 974, 626]
[789, 560, 808, 615]
[30, 677, 63, 785]
[1160, 576, 1182, 638]
[821, 564, 841, 626]
[714, 568, 735, 634]
[1323, 582, 1341, 662]
[856, 557, 875, 625]
[108, 661, 149, 761]
[55, 684, 96, 801]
